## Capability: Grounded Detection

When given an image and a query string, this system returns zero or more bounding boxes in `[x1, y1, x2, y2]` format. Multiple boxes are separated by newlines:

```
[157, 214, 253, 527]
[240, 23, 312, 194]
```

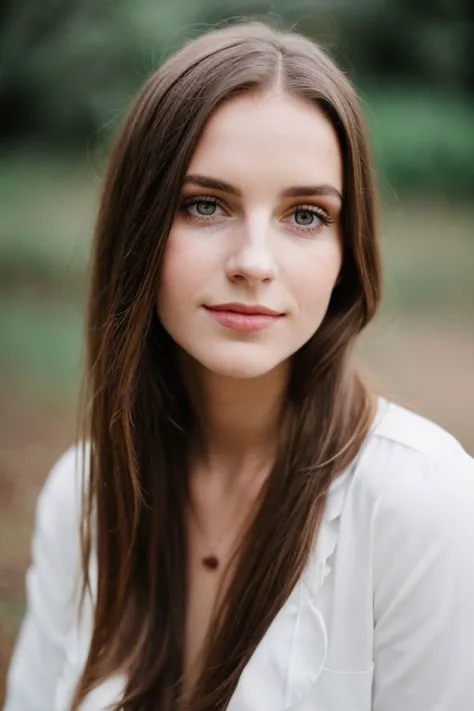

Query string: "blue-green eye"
[294, 209, 320, 227]
[290, 206, 333, 232]
[194, 200, 217, 216]
[181, 197, 221, 218]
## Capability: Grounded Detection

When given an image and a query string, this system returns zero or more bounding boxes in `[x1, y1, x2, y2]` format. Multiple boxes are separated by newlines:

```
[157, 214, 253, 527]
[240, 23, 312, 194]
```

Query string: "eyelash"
[180, 196, 334, 235]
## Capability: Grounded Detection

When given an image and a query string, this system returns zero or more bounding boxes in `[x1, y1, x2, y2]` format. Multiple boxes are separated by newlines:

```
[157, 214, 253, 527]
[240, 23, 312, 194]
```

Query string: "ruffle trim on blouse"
[304, 397, 389, 595]
[303, 466, 354, 593]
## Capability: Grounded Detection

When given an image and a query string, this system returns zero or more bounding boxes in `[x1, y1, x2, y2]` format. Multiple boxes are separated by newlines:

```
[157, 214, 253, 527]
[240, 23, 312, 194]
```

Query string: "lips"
[203, 303, 284, 332]
[205, 302, 282, 316]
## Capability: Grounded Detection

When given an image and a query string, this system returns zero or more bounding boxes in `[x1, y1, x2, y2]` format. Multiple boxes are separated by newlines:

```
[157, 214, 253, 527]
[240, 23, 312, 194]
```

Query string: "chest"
[56, 474, 376, 710]
[183, 532, 234, 692]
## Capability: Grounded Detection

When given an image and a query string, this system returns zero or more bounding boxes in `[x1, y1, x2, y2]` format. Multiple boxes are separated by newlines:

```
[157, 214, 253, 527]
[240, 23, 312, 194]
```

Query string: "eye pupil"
[196, 200, 216, 215]
[295, 209, 315, 226]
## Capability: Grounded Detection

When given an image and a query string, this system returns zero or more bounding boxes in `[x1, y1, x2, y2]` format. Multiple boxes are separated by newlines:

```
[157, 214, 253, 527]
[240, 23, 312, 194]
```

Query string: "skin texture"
[157, 89, 343, 386]
[157, 90, 345, 660]
[156, 91, 345, 684]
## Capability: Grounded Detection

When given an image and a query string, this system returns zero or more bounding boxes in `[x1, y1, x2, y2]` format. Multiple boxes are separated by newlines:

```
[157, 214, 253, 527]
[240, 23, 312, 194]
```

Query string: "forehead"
[186, 90, 343, 195]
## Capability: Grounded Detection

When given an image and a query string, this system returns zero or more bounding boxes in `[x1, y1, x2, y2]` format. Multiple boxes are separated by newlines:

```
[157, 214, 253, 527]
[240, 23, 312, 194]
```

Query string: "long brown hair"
[72, 20, 382, 711]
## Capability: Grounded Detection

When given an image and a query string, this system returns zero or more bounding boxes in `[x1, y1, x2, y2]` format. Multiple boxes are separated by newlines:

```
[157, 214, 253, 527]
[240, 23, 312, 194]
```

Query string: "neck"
[182, 357, 290, 489]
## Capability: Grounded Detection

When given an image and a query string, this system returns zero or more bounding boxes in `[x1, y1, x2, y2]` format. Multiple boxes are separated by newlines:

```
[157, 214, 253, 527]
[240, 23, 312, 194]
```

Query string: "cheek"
[157, 243, 188, 323]
[291, 242, 342, 315]
[159, 227, 221, 288]
[157, 230, 201, 310]
[161, 230, 192, 278]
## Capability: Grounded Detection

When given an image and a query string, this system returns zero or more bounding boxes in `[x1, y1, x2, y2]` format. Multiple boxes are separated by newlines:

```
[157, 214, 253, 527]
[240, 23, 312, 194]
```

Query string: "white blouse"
[4, 398, 474, 711]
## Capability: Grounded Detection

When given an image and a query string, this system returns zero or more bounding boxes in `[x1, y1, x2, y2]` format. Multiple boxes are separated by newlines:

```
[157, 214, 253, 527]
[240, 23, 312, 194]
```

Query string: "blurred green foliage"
[1, 0, 473, 403]
[0, 153, 473, 403]
[364, 89, 474, 200]
[1, 0, 473, 197]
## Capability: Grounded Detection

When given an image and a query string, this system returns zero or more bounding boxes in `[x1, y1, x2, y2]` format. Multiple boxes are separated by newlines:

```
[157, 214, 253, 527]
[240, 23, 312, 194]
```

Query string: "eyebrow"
[183, 173, 343, 203]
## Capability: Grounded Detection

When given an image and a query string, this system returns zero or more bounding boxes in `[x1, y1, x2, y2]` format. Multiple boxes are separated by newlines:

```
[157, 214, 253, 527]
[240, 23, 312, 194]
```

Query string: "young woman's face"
[157, 90, 343, 379]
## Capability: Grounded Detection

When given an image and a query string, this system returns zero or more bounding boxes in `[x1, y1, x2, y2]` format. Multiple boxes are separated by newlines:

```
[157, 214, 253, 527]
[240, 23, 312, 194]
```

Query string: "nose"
[225, 218, 277, 286]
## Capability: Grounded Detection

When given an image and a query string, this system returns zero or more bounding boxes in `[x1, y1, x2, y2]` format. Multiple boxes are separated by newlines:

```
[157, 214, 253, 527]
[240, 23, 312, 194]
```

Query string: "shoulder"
[38, 442, 89, 515]
[34, 443, 90, 564]
[354, 397, 474, 499]
[372, 397, 469, 465]
[352, 397, 474, 541]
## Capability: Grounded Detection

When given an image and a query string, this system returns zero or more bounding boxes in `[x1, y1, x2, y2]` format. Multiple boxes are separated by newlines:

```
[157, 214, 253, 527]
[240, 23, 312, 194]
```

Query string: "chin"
[203, 356, 280, 380]
[190, 344, 286, 380]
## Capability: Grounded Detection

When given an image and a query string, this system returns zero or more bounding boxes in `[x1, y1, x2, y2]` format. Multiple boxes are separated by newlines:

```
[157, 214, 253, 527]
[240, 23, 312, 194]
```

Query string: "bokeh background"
[1, 0, 473, 698]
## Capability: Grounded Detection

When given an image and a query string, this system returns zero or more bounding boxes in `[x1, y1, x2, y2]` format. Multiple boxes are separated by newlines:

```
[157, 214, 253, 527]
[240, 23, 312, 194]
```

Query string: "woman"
[4, 21, 474, 711]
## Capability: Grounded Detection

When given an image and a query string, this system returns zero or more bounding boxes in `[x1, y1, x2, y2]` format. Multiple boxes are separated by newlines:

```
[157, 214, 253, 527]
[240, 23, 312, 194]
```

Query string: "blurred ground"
[0, 165, 473, 701]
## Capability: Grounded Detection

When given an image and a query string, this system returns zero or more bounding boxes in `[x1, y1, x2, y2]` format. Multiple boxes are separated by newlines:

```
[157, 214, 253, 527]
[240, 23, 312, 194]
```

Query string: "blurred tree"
[0, 0, 137, 146]
[1, 0, 473, 147]
[0, 0, 200, 148]
[0, 0, 473, 196]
